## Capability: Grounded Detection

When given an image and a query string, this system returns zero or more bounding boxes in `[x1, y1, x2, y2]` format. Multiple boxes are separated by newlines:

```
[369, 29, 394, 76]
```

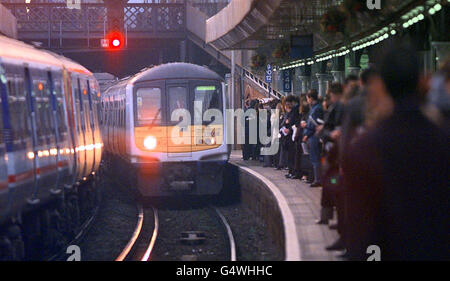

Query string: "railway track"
[212, 206, 236, 262]
[117, 203, 236, 261]
[115, 204, 159, 261]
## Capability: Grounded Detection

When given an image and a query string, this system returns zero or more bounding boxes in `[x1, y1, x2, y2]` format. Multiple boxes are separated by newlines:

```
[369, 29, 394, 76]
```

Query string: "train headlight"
[143, 136, 157, 150]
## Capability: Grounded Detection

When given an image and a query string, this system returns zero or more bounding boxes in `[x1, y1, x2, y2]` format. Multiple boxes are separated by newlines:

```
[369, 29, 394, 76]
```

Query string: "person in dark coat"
[302, 90, 324, 187]
[342, 46, 450, 260]
[278, 98, 292, 170]
[292, 95, 309, 179]
[284, 95, 300, 178]
[243, 99, 258, 160]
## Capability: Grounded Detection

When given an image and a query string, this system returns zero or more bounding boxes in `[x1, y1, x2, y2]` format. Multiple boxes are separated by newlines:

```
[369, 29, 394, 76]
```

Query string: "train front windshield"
[134, 82, 223, 126]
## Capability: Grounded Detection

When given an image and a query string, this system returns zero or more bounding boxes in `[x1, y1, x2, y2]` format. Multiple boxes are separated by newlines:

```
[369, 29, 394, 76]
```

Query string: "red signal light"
[112, 38, 121, 47]
[106, 31, 124, 49]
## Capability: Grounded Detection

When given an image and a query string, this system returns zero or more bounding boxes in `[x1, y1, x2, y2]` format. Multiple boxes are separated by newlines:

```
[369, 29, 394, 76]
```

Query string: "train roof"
[0, 35, 63, 68]
[132, 62, 223, 83]
[0, 35, 92, 75]
[49, 52, 92, 75]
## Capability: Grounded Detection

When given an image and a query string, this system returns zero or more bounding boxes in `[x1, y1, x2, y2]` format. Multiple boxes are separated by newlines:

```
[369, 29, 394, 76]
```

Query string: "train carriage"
[0, 35, 102, 260]
[102, 63, 230, 197]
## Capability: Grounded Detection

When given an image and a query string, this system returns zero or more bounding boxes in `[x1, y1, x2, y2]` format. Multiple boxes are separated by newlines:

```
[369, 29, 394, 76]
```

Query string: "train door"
[81, 79, 93, 176]
[23, 67, 41, 202]
[62, 69, 77, 186]
[89, 79, 102, 171]
[165, 81, 192, 158]
[111, 93, 117, 155]
[86, 79, 96, 175]
[32, 68, 58, 196]
[101, 94, 108, 153]
[0, 63, 10, 215]
[3, 63, 34, 212]
[72, 75, 85, 180]
[106, 95, 112, 154]
[120, 94, 126, 157]
[53, 71, 73, 188]
[104, 95, 111, 153]
[120, 95, 125, 157]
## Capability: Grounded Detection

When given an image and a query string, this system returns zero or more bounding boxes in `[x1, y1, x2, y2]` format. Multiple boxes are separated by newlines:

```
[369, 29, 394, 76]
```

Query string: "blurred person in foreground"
[424, 59, 450, 133]
[316, 83, 345, 226]
[324, 73, 370, 252]
[342, 46, 449, 260]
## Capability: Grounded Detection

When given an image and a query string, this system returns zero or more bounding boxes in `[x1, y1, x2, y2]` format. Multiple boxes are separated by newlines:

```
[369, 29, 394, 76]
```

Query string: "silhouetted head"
[360, 68, 379, 87]
[345, 74, 359, 86]
[380, 46, 419, 102]
[307, 89, 319, 103]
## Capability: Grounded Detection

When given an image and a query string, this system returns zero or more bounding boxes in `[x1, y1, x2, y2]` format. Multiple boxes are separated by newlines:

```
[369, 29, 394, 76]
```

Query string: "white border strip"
[238, 165, 301, 261]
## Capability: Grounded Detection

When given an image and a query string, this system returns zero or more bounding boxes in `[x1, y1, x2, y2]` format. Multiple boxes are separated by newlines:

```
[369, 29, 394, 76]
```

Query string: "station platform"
[229, 150, 343, 261]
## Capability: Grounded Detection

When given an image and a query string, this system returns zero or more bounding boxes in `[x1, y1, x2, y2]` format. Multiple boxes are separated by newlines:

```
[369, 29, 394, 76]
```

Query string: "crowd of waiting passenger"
[242, 46, 449, 260]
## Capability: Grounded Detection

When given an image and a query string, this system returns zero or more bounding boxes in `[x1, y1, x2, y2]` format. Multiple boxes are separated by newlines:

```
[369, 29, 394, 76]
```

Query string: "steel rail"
[213, 207, 236, 261]
[115, 203, 144, 261]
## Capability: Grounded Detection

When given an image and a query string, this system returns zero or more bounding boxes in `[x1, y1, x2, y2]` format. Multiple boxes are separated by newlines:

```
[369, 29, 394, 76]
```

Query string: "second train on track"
[101, 63, 230, 197]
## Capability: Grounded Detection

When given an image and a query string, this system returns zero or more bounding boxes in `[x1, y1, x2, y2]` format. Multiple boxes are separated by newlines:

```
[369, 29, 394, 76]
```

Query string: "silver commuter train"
[0, 35, 102, 259]
[101, 63, 230, 197]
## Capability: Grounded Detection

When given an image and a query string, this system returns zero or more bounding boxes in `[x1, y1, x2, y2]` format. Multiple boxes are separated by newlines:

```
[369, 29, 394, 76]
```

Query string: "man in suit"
[342, 46, 449, 260]
[284, 95, 300, 178]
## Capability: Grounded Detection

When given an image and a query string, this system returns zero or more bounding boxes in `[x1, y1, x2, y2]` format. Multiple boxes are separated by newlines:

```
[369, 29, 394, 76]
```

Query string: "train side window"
[106, 98, 109, 126]
[34, 76, 51, 146]
[84, 100, 90, 132]
[73, 77, 83, 133]
[53, 76, 67, 142]
[120, 100, 123, 127]
[104, 99, 108, 126]
[5, 67, 30, 142]
[112, 100, 115, 127]
[0, 71, 4, 142]
[115, 100, 118, 127]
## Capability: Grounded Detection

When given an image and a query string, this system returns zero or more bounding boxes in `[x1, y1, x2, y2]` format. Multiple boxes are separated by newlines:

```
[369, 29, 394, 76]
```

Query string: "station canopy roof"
[206, 0, 424, 52]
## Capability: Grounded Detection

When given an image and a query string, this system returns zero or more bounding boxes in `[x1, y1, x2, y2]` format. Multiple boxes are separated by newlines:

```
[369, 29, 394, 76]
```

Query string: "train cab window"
[135, 87, 161, 125]
[168, 86, 187, 113]
[194, 85, 222, 122]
